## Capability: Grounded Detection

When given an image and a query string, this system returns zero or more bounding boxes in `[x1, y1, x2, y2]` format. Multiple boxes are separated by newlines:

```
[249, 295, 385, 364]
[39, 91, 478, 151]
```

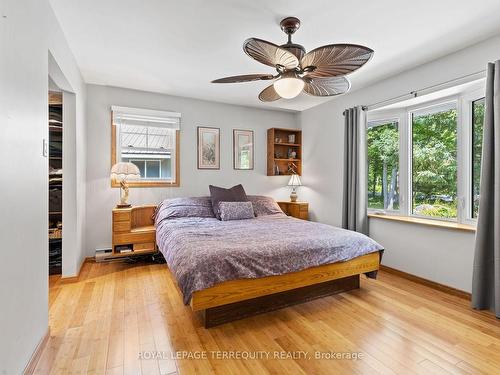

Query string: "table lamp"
[111, 162, 141, 208]
[288, 174, 302, 202]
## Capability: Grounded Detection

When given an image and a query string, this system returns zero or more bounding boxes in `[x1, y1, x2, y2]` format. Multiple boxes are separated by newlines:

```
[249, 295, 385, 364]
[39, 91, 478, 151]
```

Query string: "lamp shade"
[288, 174, 302, 187]
[110, 162, 141, 181]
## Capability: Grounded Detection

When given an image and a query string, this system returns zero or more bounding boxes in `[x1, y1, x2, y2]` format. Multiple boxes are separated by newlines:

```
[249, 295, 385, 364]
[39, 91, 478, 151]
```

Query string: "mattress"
[156, 211, 383, 304]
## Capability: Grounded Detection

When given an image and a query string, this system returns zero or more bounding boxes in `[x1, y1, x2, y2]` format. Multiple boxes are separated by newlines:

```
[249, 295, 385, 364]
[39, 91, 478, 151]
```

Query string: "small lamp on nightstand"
[288, 174, 302, 202]
[111, 162, 141, 208]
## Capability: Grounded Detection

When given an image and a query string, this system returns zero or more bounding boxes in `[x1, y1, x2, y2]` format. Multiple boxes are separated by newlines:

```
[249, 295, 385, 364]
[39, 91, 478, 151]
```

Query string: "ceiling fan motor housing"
[281, 42, 306, 60]
[280, 17, 301, 35]
[280, 17, 306, 60]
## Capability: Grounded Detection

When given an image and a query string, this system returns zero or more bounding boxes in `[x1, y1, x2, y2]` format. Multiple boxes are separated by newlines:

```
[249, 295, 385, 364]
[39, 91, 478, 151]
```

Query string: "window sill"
[367, 213, 476, 232]
[111, 180, 179, 188]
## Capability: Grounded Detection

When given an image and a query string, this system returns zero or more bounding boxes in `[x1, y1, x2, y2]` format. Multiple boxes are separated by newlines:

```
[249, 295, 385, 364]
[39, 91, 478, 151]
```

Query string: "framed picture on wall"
[233, 129, 254, 170]
[197, 126, 220, 169]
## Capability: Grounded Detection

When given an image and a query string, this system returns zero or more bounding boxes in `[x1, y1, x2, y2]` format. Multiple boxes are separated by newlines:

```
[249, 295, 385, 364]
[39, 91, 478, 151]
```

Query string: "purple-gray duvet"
[155, 198, 384, 305]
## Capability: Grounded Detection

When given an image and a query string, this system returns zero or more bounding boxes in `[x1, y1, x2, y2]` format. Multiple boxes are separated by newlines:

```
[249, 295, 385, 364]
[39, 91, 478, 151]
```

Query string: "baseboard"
[380, 265, 471, 300]
[23, 328, 49, 374]
[60, 256, 94, 284]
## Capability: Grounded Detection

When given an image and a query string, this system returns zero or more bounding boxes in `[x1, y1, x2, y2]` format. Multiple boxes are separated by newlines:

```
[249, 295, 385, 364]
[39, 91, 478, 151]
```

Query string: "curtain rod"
[342, 69, 486, 115]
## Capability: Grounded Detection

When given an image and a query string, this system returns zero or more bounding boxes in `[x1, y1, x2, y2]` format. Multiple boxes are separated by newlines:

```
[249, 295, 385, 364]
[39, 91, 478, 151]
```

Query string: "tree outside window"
[367, 121, 399, 211]
[411, 107, 457, 219]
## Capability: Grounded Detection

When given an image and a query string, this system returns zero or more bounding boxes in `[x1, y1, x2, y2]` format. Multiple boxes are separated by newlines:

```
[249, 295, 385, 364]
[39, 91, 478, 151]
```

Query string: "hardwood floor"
[34, 260, 500, 374]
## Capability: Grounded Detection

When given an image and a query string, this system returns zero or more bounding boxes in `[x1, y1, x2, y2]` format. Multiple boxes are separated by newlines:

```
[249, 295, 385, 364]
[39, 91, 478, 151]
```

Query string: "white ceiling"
[50, 0, 500, 112]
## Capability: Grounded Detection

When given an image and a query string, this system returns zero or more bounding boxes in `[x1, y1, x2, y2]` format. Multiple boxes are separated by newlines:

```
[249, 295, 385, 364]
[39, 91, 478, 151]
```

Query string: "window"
[127, 159, 169, 179]
[472, 98, 485, 218]
[367, 120, 399, 211]
[367, 83, 486, 225]
[411, 103, 457, 219]
[111, 106, 180, 187]
[120, 123, 173, 180]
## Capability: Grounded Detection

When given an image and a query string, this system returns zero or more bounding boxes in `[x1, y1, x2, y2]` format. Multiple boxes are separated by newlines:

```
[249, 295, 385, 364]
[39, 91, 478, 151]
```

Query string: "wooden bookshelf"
[267, 128, 302, 176]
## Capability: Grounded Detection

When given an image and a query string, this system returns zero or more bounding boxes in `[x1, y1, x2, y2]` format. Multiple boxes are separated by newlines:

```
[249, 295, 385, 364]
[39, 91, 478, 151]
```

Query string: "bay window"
[367, 83, 485, 225]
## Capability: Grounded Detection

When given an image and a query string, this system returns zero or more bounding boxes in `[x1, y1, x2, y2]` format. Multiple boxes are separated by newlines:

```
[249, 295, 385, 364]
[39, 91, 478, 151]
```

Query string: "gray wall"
[85, 85, 299, 254]
[300, 33, 500, 293]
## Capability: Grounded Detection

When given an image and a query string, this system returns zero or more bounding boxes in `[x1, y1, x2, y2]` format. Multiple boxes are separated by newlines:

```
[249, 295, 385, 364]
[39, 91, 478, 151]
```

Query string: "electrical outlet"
[43, 138, 48, 157]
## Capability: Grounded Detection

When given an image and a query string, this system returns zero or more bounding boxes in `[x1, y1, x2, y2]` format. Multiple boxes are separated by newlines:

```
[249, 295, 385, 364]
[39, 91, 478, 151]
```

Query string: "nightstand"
[277, 201, 309, 220]
[112, 205, 157, 257]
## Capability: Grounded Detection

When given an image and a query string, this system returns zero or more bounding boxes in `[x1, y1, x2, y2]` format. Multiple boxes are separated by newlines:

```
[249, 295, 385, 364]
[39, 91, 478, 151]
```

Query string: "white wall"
[48, 2, 88, 276]
[85, 85, 298, 254]
[0, 1, 49, 373]
[0, 1, 86, 373]
[300, 33, 500, 293]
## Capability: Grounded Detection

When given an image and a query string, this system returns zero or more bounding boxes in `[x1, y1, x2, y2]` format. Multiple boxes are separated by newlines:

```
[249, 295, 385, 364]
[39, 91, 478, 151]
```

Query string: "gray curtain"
[472, 61, 500, 317]
[342, 106, 368, 234]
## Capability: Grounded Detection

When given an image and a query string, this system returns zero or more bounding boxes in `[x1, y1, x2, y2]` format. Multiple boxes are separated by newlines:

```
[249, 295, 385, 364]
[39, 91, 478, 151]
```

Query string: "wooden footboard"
[201, 275, 360, 328]
[190, 252, 380, 327]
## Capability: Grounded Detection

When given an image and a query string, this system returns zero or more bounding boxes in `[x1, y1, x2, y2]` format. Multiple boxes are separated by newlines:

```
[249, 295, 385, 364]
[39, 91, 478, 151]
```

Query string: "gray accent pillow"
[209, 184, 248, 219]
[247, 195, 284, 216]
[154, 197, 215, 224]
[219, 201, 255, 221]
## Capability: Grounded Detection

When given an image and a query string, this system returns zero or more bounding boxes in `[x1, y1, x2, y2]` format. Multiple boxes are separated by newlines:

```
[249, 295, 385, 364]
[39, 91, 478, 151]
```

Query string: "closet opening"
[48, 83, 63, 275]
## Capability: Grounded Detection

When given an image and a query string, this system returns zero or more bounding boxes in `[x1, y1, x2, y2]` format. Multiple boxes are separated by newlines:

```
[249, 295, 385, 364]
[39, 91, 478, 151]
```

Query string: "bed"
[154, 196, 383, 327]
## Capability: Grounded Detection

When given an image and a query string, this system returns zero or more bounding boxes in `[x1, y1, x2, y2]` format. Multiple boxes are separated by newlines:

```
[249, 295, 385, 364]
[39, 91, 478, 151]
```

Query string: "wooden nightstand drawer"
[134, 242, 155, 252]
[277, 201, 309, 220]
[113, 210, 130, 222]
[113, 221, 131, 232]
[114, 231, 155, 245]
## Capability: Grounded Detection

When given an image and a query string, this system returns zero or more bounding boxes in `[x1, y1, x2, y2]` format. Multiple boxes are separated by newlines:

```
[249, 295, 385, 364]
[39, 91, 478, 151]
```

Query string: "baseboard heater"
[95, 247, 115, 262]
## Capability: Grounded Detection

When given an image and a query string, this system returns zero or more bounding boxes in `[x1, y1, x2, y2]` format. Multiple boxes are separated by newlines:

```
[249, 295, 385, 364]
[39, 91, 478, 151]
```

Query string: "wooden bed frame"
[128, 205, 381, 328]
[190, 252, 380, 327]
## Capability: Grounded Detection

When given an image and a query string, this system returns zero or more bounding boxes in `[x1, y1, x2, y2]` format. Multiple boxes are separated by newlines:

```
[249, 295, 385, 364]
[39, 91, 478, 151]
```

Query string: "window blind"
[111, 106, 181, 130]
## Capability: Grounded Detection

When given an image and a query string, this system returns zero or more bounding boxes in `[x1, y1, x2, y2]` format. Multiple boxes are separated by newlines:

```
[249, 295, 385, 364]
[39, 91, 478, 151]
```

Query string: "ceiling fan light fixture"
[273, 76, 304, 99]
[212, 17, 374, 102]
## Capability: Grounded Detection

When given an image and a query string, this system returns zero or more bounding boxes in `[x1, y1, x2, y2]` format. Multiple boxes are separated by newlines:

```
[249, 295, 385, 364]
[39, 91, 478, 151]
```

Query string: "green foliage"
[472, 99, 485, 218]
[368, 107, 463, 219]
[367, 122, 399, 210]
[417, 202, 457, 218]
[412, 108, 458, 218]
[412, 109, 457, 198]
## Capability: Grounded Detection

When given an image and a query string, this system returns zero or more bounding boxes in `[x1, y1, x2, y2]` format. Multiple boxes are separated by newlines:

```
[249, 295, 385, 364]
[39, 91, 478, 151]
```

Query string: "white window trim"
[460, 88, 485, 225]
[367, 86, 485, 226]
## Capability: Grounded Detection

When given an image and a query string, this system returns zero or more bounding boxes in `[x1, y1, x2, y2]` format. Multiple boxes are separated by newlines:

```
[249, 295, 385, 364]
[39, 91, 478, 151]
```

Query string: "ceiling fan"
[212, 17, 374, 102]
